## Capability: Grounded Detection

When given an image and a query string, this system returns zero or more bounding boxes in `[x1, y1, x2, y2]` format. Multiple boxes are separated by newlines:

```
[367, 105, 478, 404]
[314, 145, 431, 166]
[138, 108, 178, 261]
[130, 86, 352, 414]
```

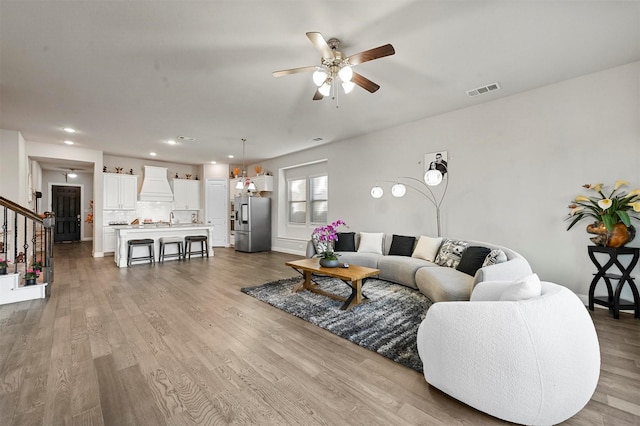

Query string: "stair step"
[0, 273, 48, 305]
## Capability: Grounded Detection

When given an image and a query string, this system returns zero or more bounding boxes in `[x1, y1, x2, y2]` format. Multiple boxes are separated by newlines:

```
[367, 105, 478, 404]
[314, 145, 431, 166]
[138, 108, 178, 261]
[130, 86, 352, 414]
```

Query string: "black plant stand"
[587, 246, 640, 319]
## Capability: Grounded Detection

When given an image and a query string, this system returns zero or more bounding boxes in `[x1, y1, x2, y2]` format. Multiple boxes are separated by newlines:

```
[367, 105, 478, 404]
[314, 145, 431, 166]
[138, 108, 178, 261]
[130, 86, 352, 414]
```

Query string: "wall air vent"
[466, 82, 501, 97]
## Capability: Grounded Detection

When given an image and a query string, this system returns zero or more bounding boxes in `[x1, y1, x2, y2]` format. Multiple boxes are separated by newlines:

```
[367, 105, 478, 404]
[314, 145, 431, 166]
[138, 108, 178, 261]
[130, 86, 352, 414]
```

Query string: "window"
[288, 178, 306, 224]
[310, 175, 328, 224]
[287, 174, 328, 225]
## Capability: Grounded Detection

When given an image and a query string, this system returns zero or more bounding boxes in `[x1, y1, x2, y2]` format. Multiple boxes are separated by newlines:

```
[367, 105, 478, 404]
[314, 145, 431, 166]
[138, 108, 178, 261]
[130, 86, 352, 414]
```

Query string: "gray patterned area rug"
[241, 276, 432, 372]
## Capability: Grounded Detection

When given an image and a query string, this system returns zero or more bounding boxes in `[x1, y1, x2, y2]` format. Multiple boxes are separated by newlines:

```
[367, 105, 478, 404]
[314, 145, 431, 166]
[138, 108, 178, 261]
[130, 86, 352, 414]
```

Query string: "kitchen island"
[113, 224, 214, 267]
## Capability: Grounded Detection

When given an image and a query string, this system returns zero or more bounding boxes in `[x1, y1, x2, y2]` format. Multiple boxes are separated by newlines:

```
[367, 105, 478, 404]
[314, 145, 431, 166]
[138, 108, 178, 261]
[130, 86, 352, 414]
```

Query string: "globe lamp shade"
[424, 170, 443, 186]
[391, 183, 407, 197]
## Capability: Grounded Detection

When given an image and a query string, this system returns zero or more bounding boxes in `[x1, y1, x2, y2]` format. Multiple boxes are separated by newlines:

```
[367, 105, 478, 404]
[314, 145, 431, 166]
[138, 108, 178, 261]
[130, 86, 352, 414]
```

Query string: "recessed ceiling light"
[64, 140, 74, 145]
[167, 140, 177, 145]
[63, 127, 76, 133]
[149, 152, 157, 157]
[228, 155, 234, 159]
[210, 161, 217, 164]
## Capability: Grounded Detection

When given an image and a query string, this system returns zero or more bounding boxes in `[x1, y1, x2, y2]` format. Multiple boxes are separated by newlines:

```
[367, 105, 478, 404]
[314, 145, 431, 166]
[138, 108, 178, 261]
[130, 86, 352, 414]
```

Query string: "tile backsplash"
[103, 202, 198, 225]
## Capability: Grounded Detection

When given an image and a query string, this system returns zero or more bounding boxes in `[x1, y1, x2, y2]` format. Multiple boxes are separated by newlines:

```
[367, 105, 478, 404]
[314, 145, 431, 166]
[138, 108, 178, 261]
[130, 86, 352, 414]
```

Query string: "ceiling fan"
[273, 32, 395, 100]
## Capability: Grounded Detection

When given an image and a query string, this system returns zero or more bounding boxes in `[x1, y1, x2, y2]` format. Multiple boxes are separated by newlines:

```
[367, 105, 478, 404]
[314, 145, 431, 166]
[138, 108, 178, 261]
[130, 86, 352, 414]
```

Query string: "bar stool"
[185, 235, 209, 260]
[127, 238, 155, 266]
[159, 236, 183, 263]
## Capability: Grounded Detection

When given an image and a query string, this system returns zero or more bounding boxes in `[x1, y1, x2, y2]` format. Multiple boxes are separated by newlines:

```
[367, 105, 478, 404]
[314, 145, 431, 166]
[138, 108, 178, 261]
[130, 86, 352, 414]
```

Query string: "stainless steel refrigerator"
[234, 196, 271, 252]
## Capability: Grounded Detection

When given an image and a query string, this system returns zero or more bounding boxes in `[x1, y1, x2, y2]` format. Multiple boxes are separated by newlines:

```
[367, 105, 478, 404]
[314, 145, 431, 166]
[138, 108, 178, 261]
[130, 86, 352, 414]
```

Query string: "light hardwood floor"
[0, 242, 638, 425]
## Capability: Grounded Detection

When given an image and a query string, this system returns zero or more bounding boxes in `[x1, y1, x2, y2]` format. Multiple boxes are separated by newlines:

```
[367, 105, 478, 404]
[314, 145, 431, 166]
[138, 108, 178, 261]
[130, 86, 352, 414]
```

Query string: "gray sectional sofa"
[306, 233, 532, 302]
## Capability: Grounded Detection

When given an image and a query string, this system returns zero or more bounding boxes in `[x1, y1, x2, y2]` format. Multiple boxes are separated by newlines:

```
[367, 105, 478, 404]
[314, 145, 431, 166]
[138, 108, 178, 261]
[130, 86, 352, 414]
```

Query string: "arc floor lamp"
[370, 165, 448, 237]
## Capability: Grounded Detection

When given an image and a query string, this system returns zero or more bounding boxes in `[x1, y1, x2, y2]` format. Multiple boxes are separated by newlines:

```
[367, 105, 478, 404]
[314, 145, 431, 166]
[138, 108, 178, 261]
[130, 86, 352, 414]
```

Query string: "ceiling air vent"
[176, 136, 196, 142]
[466, 82, 501, 97]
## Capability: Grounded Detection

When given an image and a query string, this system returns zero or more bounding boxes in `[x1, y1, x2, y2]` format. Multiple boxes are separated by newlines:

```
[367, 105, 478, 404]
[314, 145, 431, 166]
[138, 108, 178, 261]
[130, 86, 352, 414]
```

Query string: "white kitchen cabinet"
[172, 179, 201, 210]
[104, 174, 138, 210]
[103, 227, 116, 253]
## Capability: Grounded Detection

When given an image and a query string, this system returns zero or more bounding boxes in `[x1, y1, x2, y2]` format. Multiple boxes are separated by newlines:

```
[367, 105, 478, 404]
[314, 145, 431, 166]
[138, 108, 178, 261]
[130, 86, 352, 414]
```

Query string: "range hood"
[138, 166, 174, 202]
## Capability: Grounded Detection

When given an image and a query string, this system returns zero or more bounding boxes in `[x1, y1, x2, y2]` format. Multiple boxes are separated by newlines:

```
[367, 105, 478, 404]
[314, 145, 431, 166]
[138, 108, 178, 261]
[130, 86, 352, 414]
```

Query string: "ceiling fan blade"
[273, 65, 316, 78]
[347, 44, 395, 66]
[306, 32, 334, 59]
[313, 89, 324, 100]
[352, 72, 380, 93]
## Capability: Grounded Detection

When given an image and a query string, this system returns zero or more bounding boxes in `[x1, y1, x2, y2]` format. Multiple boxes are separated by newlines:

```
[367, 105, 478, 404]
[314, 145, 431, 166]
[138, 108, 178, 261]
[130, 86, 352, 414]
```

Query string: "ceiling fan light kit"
[273, 32, 395, 102]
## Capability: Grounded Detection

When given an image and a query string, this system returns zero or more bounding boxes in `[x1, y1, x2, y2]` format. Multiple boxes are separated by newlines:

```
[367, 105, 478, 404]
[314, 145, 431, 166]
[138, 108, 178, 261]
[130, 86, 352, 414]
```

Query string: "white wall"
[0, 130, 28, 205]
[262, 61, 640, 297]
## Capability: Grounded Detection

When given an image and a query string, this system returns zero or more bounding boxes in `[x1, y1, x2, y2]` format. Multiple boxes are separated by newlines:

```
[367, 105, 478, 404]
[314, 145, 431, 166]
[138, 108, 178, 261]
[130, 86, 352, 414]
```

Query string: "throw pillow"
[388, 235, 416, 256]
[482, 249, 508, 267]
[456, 246, 492, 276]
[411, 235, 443, 262]
[434, 239, 468, 268]
[334, 232, 356, 252]
[357, 232, 384, 254]
[499, 273, 542, 301]
[311, 233, 328, 255]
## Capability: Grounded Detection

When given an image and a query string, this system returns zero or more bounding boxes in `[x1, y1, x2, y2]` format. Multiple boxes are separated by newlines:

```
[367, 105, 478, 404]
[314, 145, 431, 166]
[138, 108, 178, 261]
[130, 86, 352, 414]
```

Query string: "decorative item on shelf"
[103, 166, 107, 173]
[115, 167, 123, 174]
[566, 180, 640, 247]
[0, 258, 9, 275]
[312, 220, 347, 268]
[255, 165, 262, 175]
[24, 268, 40, 286]
[371, 152, 448, 237]
[233, 167, 240, 178]
[129, 169, 134, 175]
[175, 173, 179, 178]
[185, 174, 192, 180]
[195, 175, 199, 180]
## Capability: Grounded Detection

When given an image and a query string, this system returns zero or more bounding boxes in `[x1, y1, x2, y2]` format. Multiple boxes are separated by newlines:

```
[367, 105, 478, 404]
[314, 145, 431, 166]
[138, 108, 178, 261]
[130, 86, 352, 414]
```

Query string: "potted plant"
[0, 258, 8, 275]
[24, 268, 40, 286]
[32, 259, 43, 272]
[566, 180, 640, 247]
[312, 220, 347, 268]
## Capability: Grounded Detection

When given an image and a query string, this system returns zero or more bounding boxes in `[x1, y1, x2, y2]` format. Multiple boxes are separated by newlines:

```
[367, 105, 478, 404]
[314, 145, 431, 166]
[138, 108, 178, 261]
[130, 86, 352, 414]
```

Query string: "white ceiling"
[1, 1, 639, 170]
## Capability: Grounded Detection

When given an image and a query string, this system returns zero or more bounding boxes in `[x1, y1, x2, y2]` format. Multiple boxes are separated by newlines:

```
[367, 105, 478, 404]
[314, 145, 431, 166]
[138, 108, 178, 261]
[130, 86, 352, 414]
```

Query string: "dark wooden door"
[52, 185, 81, 242]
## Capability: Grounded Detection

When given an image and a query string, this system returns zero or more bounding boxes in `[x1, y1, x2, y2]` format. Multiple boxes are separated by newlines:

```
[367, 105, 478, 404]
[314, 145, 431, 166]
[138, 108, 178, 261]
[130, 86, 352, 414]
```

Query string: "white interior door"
[205, 179, 229, 247]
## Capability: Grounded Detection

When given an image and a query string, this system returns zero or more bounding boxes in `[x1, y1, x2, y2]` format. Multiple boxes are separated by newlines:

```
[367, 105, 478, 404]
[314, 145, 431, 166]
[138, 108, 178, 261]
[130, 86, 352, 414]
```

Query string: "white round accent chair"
[417, 276, 600, 425]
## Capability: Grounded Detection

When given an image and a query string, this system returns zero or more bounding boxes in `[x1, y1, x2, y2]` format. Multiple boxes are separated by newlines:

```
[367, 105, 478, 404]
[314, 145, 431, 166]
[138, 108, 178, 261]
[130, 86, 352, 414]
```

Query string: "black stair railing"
[0, 196, 55, 296]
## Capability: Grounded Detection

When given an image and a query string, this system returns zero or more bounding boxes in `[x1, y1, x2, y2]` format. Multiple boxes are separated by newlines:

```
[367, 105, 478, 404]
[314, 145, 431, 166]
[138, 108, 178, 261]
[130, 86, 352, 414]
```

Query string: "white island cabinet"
[113, 224, 214, 267]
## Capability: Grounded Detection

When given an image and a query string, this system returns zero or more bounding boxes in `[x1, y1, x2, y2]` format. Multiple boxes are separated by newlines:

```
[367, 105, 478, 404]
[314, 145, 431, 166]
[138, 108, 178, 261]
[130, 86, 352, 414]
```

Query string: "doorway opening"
[51, 185, 81, 243]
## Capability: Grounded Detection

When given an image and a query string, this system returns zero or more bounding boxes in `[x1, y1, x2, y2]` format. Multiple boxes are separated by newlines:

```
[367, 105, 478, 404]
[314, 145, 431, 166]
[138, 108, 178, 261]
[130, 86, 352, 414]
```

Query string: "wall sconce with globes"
[371, 162, 448, 237]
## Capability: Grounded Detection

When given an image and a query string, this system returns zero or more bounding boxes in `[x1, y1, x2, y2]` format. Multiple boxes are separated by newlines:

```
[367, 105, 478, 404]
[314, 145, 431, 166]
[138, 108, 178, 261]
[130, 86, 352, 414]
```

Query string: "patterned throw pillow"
[311, 233, 329, 255]
[482, 249, 508, 267]
[434, 239, 469, 268]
